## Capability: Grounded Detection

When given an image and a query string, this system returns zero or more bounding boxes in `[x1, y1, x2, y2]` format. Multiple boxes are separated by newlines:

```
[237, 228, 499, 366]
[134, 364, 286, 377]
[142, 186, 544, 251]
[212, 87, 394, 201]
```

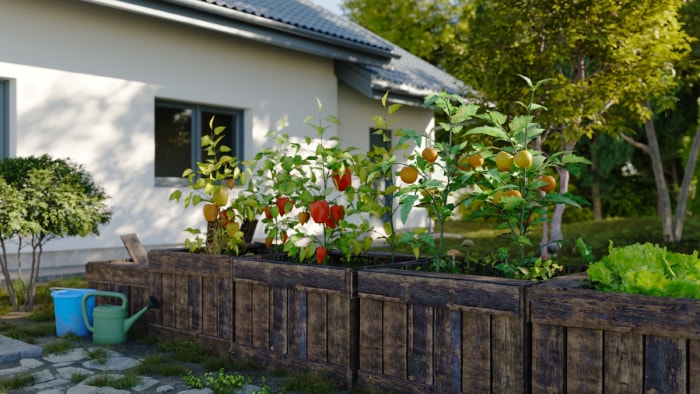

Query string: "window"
[155, 100, 243, 186]
[0, 80, 7, 159]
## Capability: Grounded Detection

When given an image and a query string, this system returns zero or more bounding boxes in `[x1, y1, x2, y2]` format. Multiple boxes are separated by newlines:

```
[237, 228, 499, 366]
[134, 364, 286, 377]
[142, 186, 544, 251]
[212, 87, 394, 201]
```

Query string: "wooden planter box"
[147, 249, 233, 354]
[529, 273, 700, 393]
[357, 267, 533, 394]
[85, 259, 152, 334]
[230, 252, 422, 389]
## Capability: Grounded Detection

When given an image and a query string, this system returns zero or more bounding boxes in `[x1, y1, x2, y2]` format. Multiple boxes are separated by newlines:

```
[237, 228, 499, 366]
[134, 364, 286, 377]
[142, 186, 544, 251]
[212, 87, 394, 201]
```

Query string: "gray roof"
[89, 0, 466, 105]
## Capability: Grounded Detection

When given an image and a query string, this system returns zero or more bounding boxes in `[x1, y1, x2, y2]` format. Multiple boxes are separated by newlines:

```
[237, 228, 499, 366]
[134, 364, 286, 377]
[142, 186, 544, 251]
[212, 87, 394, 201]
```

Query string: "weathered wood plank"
[691, 340, 700, 394]
[644, 335, 686, 393]
[358, 270, 526, 315]
[529, 273, 700, 339]
[462, 312, 490, 393]
[150, 269, 163, 325]
[434, 308, 460, 391]
[251, 284, 270, 349]
[531, 323, 565, 394]
[492, 315, 524, 393]
[189, 276, 202, 333]
[234, 282, 252, 345]
[270, 287, 288, 354]
[202, 277, 217, 337]
[288, 289, 307, 358]
[161, 273, 174, 329]
[218, 277, 232, 340]
[233, 257, 347, 294]
[120, 233, 148, 264]
[85, 261, 149, 287]
[382, 301, 407, 379]
[327, 293, 348, 367]
[407, 304, 434, 386]
[566, 327, 603, 393]
[603, 331, 643, 393]
[174, 275, 189, 331]
[359, 298, 383, 373]
[307, 292, 328, 362]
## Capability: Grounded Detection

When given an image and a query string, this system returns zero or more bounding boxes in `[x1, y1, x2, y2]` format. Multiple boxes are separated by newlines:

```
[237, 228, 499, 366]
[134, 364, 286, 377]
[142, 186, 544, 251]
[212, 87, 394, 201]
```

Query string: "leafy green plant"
[587, 242, 700, 298]
[183, 368, 251, 393]
[0, 371, 37, 391]
[395, 76, 589, 276]
[169, 117, 259, 255]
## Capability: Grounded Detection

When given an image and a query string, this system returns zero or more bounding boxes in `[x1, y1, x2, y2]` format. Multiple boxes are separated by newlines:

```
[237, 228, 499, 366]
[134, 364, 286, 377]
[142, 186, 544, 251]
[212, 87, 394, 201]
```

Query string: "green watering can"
[81, 291, 159, 344]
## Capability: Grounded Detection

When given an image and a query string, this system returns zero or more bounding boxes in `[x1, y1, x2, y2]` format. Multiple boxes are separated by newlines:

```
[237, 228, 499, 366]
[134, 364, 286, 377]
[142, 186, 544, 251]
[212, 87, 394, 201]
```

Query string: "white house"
[0, 0, 464, 276]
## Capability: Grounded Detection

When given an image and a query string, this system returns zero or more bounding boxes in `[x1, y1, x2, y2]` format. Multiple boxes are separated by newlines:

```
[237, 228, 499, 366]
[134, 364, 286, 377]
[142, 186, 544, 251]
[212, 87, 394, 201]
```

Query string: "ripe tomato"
[316, 246, 327, 265]
[298, 211, 310, 225]
[203, 203, 219, 223]
[276, 197, 293, 215]
[399, 166, 418, 184]
[422, 147, 438, 163]
[325, 216, 337, 229]
[495, 151, 514, 171]
[514, 150, 533, 169]
[330, 204, 345, 221]
[540, 175, 556, 193]
[263, 206, 272, 220]
[505, 189, 522, 198]
[309, 200, 329, 224]
[468, 154, 484, 168]
[332, 168, 352, 191]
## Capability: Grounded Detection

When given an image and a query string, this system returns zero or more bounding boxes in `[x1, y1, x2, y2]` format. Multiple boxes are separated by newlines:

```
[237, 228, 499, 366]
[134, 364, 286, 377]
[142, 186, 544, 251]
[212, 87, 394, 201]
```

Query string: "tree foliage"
[0, 155, 112, 311]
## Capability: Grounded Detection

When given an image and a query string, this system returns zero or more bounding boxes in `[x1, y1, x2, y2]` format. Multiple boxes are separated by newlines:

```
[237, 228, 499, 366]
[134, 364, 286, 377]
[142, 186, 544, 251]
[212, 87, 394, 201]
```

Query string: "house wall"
[0, 0, 435, 275]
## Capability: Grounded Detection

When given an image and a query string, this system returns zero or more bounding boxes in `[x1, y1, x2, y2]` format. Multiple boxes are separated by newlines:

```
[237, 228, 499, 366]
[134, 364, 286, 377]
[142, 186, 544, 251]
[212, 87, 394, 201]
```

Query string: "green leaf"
[465, 126, 509, 140]
[399, 195, 419, 224]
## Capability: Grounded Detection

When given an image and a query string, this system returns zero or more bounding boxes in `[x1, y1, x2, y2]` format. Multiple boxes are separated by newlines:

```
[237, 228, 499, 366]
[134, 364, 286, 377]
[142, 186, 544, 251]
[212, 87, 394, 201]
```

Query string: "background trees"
[343, 0, 699, 245]
[0, 155, 111, 311]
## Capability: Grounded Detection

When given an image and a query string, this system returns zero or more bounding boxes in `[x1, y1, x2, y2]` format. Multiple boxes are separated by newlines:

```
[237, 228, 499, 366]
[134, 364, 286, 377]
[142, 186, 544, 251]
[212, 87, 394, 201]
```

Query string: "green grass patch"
[70, 371, 90, 383]
[86, 372, 142, 390]
[0, 371, 37, 391]
[283, 371, 339, 394]
[156, 339, 210, 363]
[86, 347, 110, 364]
[43, 337, 79, 355]
[129, 354, 188, 376]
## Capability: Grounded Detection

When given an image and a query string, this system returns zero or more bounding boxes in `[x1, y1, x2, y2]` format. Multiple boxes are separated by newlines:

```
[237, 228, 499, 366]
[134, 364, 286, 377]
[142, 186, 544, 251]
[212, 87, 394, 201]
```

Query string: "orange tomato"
[203, 203, 219, 223]
[540, 175, 556, 193]
[422, 147, 438, 163]
[400, 166, 418, 184]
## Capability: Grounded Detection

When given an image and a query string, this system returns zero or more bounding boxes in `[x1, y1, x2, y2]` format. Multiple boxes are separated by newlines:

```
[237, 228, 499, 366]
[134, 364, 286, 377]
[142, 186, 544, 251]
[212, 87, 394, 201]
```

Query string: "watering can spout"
[124, 296, 159, 333]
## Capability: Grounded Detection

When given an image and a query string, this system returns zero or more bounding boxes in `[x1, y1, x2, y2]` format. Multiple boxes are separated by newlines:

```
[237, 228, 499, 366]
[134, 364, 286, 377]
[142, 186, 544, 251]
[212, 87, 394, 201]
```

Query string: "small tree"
[0, 155, 112, 311]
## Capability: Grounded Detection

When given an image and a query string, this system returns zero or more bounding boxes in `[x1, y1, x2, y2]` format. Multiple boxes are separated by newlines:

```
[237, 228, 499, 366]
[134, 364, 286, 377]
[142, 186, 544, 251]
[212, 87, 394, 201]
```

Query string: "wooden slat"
[307, 292, 328, 361]
[251, 284, 270, 349]
[233, 258, 348, 293]
[644, 335, 686, 392]
[407, 304, 434, 386]
[120, 233, 148, 264]
[174, 275, 188, 331]
[189, 276, 202, 333]
[691, 340, 700, 393]
[202, 277, 217, 337]
[603, 331, 643, 392]
[288, 289, 307, 358]
[327, 293, 348, 366]
[434, 308, 461, 391]
[234, 282, 252, 345]
[531, 323, 565, 394]
[161, 273, 174, 329]
[462, 313, 490, 393]
[150, 270, 162, 325]
[382, 301, 407, 379]
[270, 287, 288, 353]
[566, 327, 603, 393]
[218, 277, 232, 340]
[492, 315, 524, 393]
[359, 298, 383, 372]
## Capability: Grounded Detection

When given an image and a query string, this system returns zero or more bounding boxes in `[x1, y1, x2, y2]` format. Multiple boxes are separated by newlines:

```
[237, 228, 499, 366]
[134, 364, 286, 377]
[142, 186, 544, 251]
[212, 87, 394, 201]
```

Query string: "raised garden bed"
[357, 266, 533, 393]
[528, 273, 700, 393]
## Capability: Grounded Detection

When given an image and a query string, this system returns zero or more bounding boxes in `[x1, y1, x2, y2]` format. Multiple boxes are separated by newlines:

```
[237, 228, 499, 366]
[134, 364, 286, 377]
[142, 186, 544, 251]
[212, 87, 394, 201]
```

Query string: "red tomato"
[330, 204, 345, 221]
[332, 168, 352, 191]
[316, 246, 327, 265]
[282, 232, 288, 243]
[263, 206, 272, 220]
[275, 197, 293, 215]
[325, 217, 336, 229]
[309, 200, 329, 223]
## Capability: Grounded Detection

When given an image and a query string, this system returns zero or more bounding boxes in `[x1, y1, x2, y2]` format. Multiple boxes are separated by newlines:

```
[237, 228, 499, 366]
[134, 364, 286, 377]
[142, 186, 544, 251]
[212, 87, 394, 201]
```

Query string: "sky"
[310, 0, 343, 16]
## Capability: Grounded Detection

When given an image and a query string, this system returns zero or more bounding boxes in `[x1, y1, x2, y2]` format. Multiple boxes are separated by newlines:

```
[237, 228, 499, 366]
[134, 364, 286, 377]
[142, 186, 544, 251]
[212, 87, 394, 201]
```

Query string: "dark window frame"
[155, 99, 243, 187]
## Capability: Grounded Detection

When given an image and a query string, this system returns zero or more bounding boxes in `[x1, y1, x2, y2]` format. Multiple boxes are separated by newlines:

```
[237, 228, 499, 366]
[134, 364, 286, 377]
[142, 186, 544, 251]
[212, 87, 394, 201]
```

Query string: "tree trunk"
[673, 123, 700, 241]
[591, 134, 602, 220]
[0, 239, 19, 311]
[644, 110, 675, 242]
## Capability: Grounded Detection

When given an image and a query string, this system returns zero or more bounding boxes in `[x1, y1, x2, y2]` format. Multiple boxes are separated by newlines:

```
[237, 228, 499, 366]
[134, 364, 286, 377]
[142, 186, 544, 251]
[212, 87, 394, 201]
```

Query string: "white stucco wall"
[0, 0, 435, 275]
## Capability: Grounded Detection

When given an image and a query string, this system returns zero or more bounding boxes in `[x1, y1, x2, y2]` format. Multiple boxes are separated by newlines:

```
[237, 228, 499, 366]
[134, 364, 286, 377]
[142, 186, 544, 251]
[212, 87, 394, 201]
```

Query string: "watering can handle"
[81, 291, 127, 333]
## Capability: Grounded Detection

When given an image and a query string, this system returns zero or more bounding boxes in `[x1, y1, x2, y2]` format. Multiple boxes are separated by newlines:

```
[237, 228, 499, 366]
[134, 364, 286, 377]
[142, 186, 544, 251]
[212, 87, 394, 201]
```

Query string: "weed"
[183, 368, 251, 393]
[70, 371, 90, 383]
[283, 371, 339, 394]
[86, 347, 110, 364]
[86, 372, 142, 389]
[203, 354, 233, 372]
[157, 339, 209, 363]
[0, 371, 37, 391]
[43, 338, 78, 355]
[129, 354, 187, 376]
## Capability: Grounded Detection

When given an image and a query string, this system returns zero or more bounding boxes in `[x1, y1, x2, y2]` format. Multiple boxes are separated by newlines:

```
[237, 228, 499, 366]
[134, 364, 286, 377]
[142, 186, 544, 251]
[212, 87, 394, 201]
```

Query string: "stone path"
[0, 335, 270, 393]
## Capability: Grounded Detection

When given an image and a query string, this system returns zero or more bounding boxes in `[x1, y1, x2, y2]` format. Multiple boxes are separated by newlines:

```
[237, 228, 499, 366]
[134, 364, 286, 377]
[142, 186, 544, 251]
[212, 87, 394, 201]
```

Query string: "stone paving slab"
[0, 334, 42, 363]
